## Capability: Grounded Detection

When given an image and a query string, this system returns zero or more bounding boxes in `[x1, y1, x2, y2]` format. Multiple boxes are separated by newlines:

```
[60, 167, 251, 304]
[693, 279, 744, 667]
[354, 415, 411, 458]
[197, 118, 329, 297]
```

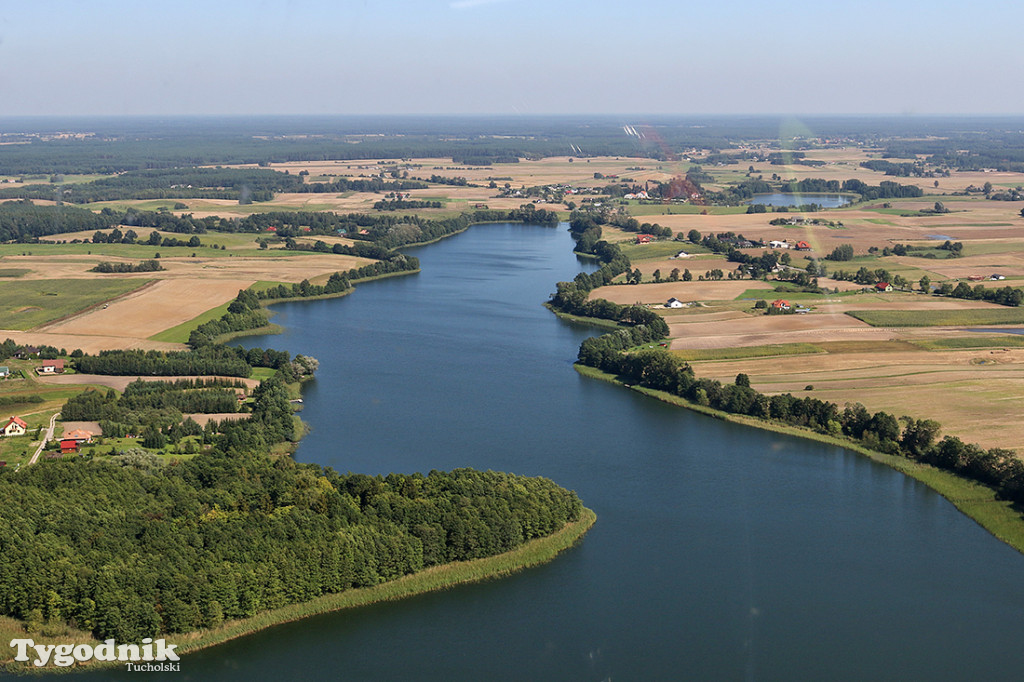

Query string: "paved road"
[27, 412, 60, 466]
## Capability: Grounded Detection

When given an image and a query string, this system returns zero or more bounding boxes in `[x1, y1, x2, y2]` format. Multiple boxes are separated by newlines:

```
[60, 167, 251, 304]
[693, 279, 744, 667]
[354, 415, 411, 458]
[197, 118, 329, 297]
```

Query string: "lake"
[750, 192, 853, 208]
[71, 223, 1024, 681]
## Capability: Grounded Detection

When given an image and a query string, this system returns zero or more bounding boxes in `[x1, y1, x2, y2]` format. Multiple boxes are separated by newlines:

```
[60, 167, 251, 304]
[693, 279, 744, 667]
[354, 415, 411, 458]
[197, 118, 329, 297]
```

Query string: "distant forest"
[1, 115, 1023, 174]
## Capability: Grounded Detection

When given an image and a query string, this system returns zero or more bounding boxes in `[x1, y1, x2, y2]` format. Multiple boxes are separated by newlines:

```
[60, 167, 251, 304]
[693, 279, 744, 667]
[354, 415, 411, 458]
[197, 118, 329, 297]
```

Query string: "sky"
[1, 0, 1021, 117]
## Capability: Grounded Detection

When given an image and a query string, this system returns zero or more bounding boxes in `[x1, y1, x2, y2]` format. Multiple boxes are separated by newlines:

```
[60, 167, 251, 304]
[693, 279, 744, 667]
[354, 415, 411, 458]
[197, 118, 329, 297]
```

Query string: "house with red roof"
[3, 416, 27, 437]
[635, 234, 654, 244]
[795, 241, 811, 251]
[875, 282, 894, 292]
[60, 439, 80, 454]
[771, 299, 791, 311]
[39, 359, 65, 374]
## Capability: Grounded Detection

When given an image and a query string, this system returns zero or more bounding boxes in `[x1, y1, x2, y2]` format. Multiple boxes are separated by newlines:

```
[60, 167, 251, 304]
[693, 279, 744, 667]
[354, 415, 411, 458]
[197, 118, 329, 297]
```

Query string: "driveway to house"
[28, 412, 60, 466]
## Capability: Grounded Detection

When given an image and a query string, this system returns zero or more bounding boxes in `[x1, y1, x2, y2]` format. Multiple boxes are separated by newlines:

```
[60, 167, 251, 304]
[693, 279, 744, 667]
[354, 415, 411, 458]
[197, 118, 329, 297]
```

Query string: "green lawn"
[847, 308, 1024, 327]
[620, 241, 703, 261]
[0, 279, 152, 330]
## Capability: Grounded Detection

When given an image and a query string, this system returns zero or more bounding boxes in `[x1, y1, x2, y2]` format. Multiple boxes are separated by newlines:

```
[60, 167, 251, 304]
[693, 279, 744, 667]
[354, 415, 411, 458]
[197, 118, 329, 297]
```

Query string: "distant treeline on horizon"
[1, 115, 1024, 175]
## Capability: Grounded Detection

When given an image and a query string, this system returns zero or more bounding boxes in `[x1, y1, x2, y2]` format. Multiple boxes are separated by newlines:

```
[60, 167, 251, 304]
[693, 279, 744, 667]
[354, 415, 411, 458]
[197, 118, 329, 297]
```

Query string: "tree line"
[90, 259, 164, 273]
[575, 336, 1024, 506]
[0, 168, 304, 204]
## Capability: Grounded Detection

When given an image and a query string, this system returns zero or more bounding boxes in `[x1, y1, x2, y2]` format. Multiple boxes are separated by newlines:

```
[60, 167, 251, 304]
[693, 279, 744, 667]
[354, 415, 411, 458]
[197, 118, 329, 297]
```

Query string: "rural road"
[27, 412, 60, 466]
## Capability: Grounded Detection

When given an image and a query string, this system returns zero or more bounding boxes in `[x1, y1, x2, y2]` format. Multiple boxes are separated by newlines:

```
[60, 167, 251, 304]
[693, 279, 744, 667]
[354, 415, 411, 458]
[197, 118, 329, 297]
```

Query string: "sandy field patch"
[4, 253, 373, 284]
[0, 330, 182, 355]
[61, 422, 103, 438]
[590, 279, 773, 305]
[37, 374, 261, 392]
[37, 278, 251, 339]
[667, 311, 878, 348]
[184, 412, 249, 426]
[891, 252, 1024, 280]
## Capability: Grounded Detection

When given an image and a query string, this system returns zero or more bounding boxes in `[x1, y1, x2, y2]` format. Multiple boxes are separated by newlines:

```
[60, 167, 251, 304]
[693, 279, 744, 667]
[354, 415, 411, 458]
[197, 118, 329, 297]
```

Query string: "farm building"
[795, 241, 811, 251]
[665, 298, 686, 309]
[3, 416, 27, 437]
[63, 429, 95, 443]
[39, 359, 65, 374]
[768, 240, 789, 249]
[771, 299, 791, 311]
[635, 234, 654, 244]
[60, 439, 80, 454]
[0, 367, 8, 377]
[875, 282, 894, 292]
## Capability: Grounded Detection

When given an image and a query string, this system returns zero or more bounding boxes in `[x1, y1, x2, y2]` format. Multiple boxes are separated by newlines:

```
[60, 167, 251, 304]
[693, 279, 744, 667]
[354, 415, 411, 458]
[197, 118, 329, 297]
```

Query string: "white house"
[0, 367, 9, 377]
[769, 240, 790, 249]
[3, 416, 27, 437]
[665, 298, 686, 309]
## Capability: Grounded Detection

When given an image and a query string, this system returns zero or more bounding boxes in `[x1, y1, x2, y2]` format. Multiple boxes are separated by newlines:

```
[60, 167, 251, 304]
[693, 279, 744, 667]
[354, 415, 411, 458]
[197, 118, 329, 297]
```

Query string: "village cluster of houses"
[770, 300, 811, 313]
[2, 415, 96, 457]
[768, 240, 811, 251]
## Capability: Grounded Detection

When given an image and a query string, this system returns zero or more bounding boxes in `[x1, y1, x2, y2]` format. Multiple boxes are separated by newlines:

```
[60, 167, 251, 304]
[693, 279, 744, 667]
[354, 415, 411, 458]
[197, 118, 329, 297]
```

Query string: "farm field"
[599, 154, 1024, 452]
[3, 148, 1024, 453]
[0, 278, 150, 330]
[0, 232, 376, 350]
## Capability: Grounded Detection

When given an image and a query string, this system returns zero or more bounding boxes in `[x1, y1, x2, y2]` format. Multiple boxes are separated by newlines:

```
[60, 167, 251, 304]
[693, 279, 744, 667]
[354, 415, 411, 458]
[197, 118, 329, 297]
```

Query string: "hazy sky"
[1, 0, 1021, 116]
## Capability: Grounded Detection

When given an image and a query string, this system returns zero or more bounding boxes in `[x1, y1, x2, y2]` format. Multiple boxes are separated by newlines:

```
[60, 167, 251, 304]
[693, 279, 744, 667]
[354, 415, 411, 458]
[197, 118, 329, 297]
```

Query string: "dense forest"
[0, 438, 582, 642]
[0, 199, 112, 241]
[0, 168, 303, 204]
[74, 346, 257, 377]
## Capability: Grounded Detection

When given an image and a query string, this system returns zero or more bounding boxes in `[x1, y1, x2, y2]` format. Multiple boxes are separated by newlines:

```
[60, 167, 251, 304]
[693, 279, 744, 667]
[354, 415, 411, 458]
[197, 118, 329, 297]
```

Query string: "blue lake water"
[65, 223, 1024, 681]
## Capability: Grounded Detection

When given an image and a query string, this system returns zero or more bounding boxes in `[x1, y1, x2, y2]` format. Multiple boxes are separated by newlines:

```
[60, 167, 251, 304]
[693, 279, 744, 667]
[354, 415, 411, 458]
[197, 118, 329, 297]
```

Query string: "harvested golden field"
[37, 374, 261, 392]
[0, 329, 182, 355]
[37, 279, 253, 339]
[184, 412, 249, 426]
[691, 348, 1024, 450]
[3, 252, 373, 284]
[590, 279, 773, 305]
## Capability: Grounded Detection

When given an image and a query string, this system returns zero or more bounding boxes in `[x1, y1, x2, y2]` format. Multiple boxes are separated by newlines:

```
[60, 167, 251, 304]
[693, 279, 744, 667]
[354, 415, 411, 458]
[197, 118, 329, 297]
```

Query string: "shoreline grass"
[1, 509, 596, 674]
[574, 364, 1024, 556]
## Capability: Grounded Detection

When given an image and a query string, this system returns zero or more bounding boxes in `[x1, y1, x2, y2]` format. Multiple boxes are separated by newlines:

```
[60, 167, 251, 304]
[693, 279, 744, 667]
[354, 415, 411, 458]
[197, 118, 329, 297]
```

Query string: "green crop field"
[0, 269, 29, 278]
[911, 335, 1024, 350]
[847, 308, 1024, 327]
[620, 241, 699, 261]
[673, 343, 824, 361]
[0, 278, 151, 330]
